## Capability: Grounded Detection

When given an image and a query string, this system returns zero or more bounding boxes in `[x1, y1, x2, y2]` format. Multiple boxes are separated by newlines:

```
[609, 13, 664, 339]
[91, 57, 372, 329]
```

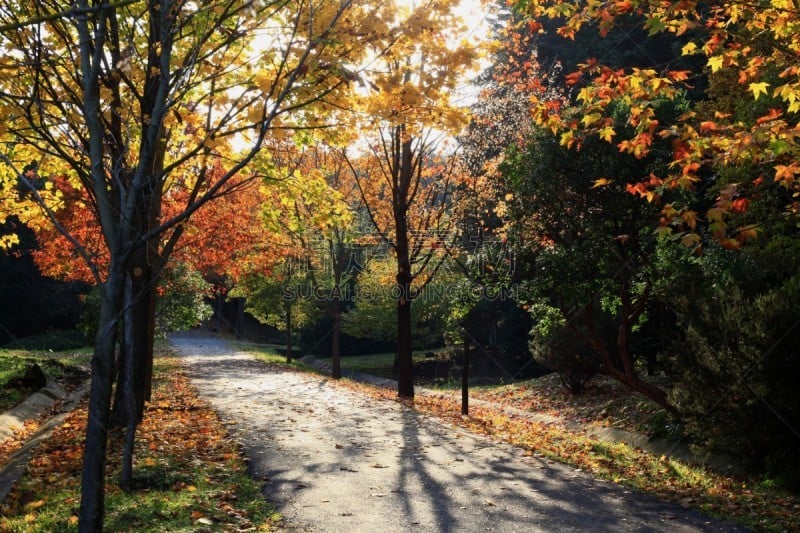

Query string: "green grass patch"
[327, 352, 433, 381]
[337, 352, 398, 378]
[0, 346, 91, 412]
[2, 330, 88, 352]
[235, 342, 317, 373]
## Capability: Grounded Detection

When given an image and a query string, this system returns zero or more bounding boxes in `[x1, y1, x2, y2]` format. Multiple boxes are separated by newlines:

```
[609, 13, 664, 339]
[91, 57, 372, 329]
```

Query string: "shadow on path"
[170, 334, 748, 533]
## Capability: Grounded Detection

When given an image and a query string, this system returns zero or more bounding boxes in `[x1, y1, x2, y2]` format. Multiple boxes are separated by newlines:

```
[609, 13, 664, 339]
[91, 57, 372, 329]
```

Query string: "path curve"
[170, 334, 747, 533]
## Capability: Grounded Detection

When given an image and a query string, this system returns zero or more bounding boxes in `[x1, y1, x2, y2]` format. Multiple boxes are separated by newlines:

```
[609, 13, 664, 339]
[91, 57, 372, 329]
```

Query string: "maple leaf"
[708, 55, 724, 72]
[564, 71, 583, 85]
[749, 82, 769, 100]
[681, 42, 699, 56]
[730, 198, 749, 213]
[598, 126, 616, 142]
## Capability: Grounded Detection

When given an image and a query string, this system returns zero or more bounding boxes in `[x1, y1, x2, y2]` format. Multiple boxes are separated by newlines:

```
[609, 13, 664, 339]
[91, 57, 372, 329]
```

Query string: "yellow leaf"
[598, 126, 615, 142]
[707, 55, 724, 72]
[582, 113, 601, 127]
[591, 178, 612, 188]
[23, 500, 45, 511]
[749, 82, 769, 100]
[681, 42, 698, 55]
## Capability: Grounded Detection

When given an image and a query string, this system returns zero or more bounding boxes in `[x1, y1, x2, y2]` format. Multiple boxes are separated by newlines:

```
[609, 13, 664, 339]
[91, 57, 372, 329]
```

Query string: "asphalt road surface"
[170, 334, 748, 533]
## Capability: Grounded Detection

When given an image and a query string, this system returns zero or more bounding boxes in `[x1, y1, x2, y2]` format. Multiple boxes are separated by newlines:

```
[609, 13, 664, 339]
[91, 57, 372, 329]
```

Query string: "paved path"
[170, 334, 747, 533]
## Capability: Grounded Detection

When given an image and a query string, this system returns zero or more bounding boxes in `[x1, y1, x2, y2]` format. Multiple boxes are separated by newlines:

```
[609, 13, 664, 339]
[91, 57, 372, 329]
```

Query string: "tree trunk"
[394, 134, 415, 399]
[331, 298, 342, 379]
[110, 263, 156, 427]
[110, 88, 167, 428]
[235, 297, 245, 340]
[396, 275, 414, 398]
[581, 299, 678, 415]
[461, 333, 471, 416]
[79, 267, 125, 532]
[120, 275, 137, 492]
[285, 302, 293, 363]
[216, 292, 223, 334]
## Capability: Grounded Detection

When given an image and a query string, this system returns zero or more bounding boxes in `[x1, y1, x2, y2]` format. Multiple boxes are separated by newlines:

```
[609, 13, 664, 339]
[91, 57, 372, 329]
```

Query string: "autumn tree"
[236, 257, 323, 362]
[499, 124, 684, 409]
[481, 1, 800, 468]
[258, 143, 358, 374]
[0, 0, 389, 528]
[512, 0, 800, 244]
[344, 0, 479, 398]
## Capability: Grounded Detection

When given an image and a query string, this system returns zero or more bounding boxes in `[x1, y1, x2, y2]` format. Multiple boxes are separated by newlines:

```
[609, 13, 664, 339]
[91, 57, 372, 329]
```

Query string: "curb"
[0, 382, 90, 503]
[0, 383, 68, 444]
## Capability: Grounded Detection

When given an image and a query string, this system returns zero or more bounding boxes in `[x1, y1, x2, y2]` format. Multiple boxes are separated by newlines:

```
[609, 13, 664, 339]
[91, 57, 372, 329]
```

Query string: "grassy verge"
[0, 348, 277, 532]
[296, 351, 433, 381]
[0, 346, 91, 412]
[304, 351, 670, 435]
[236, 342, 318, 373]
[469, 373, 670, 436]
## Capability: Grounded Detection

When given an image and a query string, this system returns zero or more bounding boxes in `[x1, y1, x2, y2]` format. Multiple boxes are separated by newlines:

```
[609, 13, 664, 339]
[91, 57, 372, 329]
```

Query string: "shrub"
[529, 303, 600, 394]
[667, 275, 800, 487]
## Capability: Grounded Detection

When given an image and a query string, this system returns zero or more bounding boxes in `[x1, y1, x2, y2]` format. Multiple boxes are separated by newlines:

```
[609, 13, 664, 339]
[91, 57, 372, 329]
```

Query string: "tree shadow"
[170, 334, 748, 532]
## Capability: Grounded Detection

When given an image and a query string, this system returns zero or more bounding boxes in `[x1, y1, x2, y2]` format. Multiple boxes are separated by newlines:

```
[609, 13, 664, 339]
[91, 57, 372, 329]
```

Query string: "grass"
[306, 351, 438, 381]
[469, 372, 670, 435]
[0, 348, 278, 532]
[236, 342, 317, 372]
[0, 341, 91, 412]
[298, 351, 671, 436]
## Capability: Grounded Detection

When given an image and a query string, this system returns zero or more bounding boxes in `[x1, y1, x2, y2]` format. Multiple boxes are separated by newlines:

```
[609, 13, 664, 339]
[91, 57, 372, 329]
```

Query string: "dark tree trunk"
[394, 135, 415, 399]
[580, 299, 678, 415]
[79, 266, 125, 531]
[216, 292, 223, 334]
[110, 263, 156, 427]
[396, 272, 413, 398]
[235, 297, 245, 340]
[331, 297, 342, 379]
[461, 333, 471, 416]
[285, 302, 293, 363]
[120, 275, 137, 492]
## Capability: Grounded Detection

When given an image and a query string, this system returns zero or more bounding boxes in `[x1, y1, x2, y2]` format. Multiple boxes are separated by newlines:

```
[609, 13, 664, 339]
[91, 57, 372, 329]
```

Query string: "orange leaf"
[565, 71, 583, 85]
[731, 198, 749, 213]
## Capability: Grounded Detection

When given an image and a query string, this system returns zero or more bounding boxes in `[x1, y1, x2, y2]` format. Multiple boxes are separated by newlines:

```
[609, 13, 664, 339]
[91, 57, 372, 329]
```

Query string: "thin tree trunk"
[216, 292, 223, 334]
[331, 299, 342, 379]
[285, 303, 293, 363]
[396, 279, 413, 398]
[461, 332, 471, 416]
[581, 300, 678, 415]
[79, 268, 124, 531]
[120, 274, 137, 491]
[236, 297, 245, 340]
[395, 134, 414, 399]
[110, 263, 155, 427]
